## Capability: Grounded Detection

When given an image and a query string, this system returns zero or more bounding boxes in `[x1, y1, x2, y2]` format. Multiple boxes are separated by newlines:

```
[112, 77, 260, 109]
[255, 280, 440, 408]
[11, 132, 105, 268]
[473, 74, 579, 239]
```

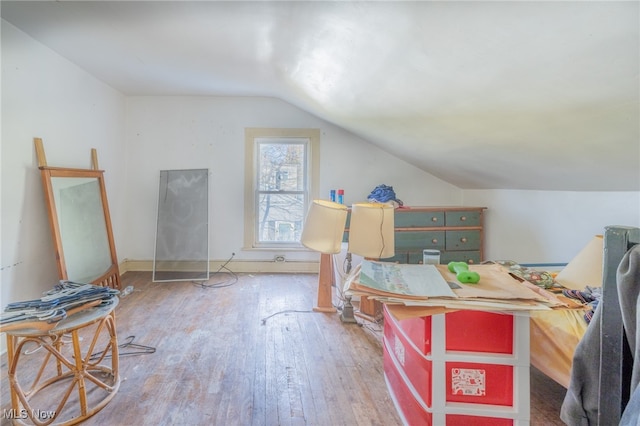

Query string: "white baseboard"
[119, 259, 319, 274]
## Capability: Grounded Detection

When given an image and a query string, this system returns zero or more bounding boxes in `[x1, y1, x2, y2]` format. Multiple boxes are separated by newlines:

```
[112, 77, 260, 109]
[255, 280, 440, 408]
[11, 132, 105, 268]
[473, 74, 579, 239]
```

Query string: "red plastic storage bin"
[445, 362, 514, 406]
[447, 414, 514, 426]
[389, 308, 515, 355]
[446, 311, 514, 354]
[384, 339, 432, 426]
[382, 305, 530, 425]
[385, 311, 434, 406]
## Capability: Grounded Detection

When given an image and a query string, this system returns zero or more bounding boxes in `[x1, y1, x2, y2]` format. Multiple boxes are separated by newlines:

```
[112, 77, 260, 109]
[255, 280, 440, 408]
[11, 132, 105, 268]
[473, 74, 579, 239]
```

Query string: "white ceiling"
[2, 1, 639, 190]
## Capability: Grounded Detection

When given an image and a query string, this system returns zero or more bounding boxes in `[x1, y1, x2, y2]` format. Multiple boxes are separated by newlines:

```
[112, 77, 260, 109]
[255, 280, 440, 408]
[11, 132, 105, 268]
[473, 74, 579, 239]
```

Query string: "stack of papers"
[345, 260, 565, 319]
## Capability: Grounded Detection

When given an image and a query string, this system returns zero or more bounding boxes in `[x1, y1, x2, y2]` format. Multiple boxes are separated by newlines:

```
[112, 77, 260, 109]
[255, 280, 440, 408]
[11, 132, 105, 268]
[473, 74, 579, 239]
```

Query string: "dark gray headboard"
[599, 225, 640, 423]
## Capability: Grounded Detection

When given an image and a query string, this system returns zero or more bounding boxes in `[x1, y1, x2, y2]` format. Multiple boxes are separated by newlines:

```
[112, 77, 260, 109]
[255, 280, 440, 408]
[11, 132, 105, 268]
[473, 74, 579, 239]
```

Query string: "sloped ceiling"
[2, 1, 639, 190]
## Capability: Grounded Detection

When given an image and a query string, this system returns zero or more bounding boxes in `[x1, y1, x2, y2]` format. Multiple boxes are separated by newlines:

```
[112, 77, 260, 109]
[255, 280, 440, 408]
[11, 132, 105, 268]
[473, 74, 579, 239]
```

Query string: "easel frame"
[35, 138, 121, 289]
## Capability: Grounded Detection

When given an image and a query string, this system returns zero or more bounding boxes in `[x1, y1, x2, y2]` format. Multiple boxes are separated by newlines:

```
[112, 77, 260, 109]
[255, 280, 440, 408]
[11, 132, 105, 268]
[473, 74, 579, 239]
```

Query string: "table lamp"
[300, 200, 349, 312]
[342, 202, 395, 321]
[348, 202, 395, 259]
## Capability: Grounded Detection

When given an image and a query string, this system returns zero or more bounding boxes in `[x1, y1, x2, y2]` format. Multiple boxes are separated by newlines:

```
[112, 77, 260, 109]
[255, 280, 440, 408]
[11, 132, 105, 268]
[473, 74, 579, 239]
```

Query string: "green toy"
[447, 261, 481, 284]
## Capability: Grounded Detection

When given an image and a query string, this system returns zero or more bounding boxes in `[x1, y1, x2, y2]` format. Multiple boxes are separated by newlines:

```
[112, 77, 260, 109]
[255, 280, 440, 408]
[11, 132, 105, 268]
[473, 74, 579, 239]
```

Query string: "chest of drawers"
[345, 206, 486, 265]
[392, 207, 486, 265]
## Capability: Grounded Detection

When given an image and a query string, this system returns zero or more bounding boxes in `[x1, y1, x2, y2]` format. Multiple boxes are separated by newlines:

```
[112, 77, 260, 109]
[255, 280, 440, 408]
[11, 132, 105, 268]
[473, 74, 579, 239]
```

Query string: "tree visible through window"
[244, 128, 319, 249]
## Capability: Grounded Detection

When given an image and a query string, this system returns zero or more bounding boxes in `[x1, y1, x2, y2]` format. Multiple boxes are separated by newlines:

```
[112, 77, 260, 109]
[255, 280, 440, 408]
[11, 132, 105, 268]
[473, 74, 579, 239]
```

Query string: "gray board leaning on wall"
[153, 169, 209, 282]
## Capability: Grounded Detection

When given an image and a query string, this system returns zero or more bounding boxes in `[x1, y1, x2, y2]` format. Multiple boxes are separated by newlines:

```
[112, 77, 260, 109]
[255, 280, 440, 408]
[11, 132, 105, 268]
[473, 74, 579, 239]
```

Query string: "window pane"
[258, 142, 305, 191]
[257, 193, 304, 243]
[245, 129, 318, 250]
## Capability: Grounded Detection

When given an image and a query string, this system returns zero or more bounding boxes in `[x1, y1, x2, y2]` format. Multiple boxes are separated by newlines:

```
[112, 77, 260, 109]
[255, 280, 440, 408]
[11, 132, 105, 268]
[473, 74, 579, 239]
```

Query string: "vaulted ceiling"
[2, 1, 638, 190]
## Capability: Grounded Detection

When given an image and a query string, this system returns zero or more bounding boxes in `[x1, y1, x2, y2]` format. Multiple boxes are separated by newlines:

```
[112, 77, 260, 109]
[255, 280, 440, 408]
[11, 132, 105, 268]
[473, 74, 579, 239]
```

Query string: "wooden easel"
[34, 137, 100, 170]
[34, 138, 121, 290]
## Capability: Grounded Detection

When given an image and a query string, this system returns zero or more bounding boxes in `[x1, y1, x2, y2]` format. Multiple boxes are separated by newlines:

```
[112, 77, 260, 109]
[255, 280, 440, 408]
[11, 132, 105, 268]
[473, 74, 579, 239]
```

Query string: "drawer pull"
[460, 237, 468, 243]
[431, 217, 438, 222]
[432, 238, 438, 244]
[460, 216, 467, 221]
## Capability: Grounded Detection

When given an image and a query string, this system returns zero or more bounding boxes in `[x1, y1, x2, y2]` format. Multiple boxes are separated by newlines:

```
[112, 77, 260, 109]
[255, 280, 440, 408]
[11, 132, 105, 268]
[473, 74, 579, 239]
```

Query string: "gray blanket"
[560, 244, 640, 425]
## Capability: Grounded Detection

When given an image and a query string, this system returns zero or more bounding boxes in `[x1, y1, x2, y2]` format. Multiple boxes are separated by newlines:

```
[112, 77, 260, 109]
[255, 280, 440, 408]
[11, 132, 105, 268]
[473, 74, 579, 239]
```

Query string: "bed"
[530, 225, 639, 424]
[530, 309, 588, 388]
[529, 235, 603, 389]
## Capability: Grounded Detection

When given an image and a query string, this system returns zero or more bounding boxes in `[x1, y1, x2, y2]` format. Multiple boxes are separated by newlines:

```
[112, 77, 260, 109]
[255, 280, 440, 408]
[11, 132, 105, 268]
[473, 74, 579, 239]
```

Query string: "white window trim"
[244, 128, 320, 250]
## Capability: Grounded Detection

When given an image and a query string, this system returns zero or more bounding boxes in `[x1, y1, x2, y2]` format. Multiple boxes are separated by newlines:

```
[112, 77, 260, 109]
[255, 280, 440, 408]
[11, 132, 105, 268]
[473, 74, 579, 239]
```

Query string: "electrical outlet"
[274, 255, 286, 263]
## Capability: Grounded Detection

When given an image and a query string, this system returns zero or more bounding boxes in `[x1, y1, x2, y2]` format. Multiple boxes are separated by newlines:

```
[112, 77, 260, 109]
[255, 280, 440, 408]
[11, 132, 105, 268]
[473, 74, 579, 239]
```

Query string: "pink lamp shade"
[348, 202, 395, 259]
[300, 200, 349, 254]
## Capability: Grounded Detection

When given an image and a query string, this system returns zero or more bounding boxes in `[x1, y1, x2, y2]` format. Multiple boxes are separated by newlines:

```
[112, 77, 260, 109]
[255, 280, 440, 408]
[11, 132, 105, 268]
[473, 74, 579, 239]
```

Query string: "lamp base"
[340, 294, 358, 324]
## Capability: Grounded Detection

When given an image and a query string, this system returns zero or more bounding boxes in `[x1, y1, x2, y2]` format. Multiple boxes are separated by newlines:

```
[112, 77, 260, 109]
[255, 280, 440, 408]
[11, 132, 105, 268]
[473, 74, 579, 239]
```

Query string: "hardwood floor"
[1, 272, 567, 425]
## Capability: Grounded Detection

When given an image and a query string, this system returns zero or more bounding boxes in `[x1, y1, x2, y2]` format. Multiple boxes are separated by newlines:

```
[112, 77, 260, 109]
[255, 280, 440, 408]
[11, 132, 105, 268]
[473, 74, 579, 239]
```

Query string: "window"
[244, 128, 319, 249]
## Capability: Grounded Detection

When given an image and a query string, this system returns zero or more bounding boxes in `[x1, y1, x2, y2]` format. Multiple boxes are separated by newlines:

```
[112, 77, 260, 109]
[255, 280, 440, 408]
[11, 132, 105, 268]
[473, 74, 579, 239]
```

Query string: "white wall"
[4, 18, 640, 314]
[1, 21, 126, 308]
[464, 189, 640, 264]
[123, 96, 461, 263]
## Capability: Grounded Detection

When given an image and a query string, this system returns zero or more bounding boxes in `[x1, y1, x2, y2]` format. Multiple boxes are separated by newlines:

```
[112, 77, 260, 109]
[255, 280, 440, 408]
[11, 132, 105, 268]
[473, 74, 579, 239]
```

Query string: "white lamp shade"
[300, 200, 348, 254]
[555, 235, 604, 290]
[348, 203, 395, 259]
